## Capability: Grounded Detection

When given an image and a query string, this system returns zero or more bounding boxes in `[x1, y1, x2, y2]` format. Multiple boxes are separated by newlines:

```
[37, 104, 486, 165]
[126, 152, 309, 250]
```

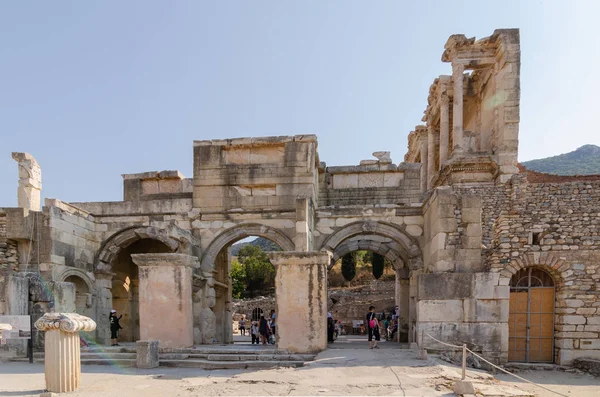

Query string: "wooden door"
[508, 268, 555, 363]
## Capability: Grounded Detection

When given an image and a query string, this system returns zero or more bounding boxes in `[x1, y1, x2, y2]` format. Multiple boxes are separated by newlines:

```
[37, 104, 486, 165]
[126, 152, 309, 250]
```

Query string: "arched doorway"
[319, 222, 422, 345]
[200, 224, 294, 344]
[508, 267, 555, 363]
[64, 275, 94, 320]
[110, 238, 174, 342]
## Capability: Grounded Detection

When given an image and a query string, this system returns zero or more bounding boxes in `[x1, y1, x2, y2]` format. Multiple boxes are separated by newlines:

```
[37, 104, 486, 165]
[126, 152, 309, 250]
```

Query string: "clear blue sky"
[1, 1, 598, 206]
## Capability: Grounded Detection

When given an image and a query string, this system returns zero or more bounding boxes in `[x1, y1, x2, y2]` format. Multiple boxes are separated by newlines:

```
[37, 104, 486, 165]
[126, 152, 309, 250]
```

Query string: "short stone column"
[451, 62, 465, 155]
[268, 251, 330, 354]
[137, 340, 159, 368]
[131, 253, 198, 348]
[34, 313, 97, 393]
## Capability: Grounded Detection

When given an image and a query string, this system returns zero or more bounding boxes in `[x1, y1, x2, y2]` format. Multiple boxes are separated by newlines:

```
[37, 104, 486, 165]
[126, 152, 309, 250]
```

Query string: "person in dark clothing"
[327, 317, 335, 343]
[109, 309, 123, 346]
[258, 315, 270, 345]
[366, 305, 380, 349]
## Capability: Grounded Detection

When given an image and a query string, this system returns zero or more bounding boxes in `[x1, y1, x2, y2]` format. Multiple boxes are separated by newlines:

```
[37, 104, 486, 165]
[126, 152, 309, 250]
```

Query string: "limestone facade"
[1, 28, 599, 363]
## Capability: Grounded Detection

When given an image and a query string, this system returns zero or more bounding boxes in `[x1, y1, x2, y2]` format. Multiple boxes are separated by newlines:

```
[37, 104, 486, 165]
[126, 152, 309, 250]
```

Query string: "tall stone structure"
[11, 152, 42, 213]
[1, 28, 599, 365]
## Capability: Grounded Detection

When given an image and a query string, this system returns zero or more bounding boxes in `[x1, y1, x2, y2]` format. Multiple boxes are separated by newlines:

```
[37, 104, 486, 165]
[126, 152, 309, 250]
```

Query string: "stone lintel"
[131, 253, 199, 269]
[326, 164, 399, 174]
[122, 170, 185, 180]
[193, 134, 318, 148]
[268, 251, 332, 266]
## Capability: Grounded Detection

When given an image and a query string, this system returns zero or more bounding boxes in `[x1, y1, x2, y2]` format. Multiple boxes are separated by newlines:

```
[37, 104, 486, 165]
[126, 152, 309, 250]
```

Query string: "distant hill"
[231, 237, 281, 256]
[522, 145, 600, 176]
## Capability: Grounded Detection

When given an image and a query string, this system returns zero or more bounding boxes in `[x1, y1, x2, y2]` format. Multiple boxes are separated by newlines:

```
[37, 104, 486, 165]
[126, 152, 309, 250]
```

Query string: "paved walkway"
[4, 347, 600, 396]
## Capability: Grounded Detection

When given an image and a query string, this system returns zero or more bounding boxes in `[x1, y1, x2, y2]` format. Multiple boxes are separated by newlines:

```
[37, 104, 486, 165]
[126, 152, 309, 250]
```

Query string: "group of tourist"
[327, 313, 342, 343]
[239, 310, 276, 345]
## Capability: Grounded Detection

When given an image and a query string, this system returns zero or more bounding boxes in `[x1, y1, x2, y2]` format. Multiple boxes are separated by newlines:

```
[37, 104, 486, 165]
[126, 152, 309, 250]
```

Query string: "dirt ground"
[1, 347, 599, 396]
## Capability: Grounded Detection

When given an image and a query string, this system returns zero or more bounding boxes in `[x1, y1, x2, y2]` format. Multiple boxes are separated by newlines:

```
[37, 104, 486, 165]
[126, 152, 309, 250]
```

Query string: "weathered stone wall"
[484, 176, 600, 364]
[0, 211, 19, 272]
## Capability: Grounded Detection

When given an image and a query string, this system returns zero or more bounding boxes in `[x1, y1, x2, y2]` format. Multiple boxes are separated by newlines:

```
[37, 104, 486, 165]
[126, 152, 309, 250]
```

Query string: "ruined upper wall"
[193, 135, 319, 212]
[406, 29, 521, 189]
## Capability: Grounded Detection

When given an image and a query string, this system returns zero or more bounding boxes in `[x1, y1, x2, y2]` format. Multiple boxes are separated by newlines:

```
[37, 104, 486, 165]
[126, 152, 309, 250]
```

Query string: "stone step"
[203, 354, 315, 362]
[81, 352, 137, 360]
[81, 358, 137, 367]
[159, 359, 306, 370]
[162, 348, 282, 355]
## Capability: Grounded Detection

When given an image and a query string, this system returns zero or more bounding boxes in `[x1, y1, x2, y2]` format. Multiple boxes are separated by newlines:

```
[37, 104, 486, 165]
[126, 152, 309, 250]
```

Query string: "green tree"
[237, 245, 275, 296]
[372, 253, 384, 279]
[341, 253, 356, 281]
[230, 259, 246, 299]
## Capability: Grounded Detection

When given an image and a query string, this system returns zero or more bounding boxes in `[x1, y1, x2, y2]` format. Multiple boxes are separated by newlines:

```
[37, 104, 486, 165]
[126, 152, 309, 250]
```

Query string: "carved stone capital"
[34, 313, 97, 333]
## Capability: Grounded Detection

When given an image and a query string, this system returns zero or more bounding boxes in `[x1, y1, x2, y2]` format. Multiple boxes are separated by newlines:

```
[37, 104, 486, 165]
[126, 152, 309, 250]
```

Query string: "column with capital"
[439, 94, 450, 167]
[427, 126, 436, 189]
[418, 128, 428, 192]
[35, 313, 97, 393]
[451, 63, 465, 155]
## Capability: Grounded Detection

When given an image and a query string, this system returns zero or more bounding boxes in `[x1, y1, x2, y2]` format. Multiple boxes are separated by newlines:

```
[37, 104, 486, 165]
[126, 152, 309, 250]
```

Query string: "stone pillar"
[419, 132, 428, 193]
[136, 340, 159, 368]
[268, 251, 329, 353]
[34, 313, 96, 393]
[131, 253, 198, 348]
[439, 95, 450, 167]
[427, 126, 436, 189]
[451, 63, 464, 155]
[11, 152, 42, 213]
[295, 198, 311, 251]
[94, 272, 113, 345]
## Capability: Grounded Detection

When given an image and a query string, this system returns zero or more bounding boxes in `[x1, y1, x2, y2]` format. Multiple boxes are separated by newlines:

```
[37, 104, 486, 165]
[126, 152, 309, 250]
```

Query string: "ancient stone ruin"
[1, 28, 599, 365]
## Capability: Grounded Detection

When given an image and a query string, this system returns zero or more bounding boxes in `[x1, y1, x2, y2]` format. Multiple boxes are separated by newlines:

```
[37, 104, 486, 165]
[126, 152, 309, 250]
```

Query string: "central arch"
[200, 223, 295, 271]
[199, 223, 295, 344]
[319, 221, 423, 344]
[319, 221, 422, 270]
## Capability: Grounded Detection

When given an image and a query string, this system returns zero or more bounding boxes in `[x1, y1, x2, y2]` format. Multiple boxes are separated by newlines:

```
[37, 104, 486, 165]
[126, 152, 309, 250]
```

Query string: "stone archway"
[55, 268, 96, 320]
[198, 223, 294, 344]
[501, 252, 570, 364]
[94, 226, 180, 273]
[93, 226, 181, 344]
[319, 221, 422, 344]
[319, 221, 422, 270]
[200, 223, 295, 271]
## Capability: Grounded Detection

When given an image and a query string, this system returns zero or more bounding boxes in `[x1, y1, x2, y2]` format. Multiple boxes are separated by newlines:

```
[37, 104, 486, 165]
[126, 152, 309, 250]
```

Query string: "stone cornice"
[34, 313, 97, 333]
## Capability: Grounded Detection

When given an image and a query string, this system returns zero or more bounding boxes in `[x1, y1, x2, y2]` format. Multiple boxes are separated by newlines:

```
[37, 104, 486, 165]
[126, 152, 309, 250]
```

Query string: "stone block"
[560, 315, 586, 325]
[417, 300, 463, 322]
[472, 273, 500, 299]
[136, 340, 159, 368]
[418, 273, 472, 300]
[463, 299, 508, 323]
[465, 223, 482, 237]
[453, 380, 475, 395]
[461, 208, 481, 224]
[430, 232, 447, 251]
[579, 339, 600, 350]
[406, 225, 423, 237]
[559, 349, 600, 366]
[494, 286, 510, 300]
[383, 172, 404, 187]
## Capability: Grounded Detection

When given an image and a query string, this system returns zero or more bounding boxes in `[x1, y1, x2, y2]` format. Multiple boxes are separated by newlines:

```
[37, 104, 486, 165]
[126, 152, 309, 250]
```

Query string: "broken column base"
[137, 340, 159, 368]
[453, 380, 475, 395]
[418, 348, 428, 360]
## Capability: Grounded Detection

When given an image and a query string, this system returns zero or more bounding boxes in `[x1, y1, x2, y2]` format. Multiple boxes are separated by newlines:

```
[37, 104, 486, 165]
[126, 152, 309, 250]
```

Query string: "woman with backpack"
[366, 305, 380, 349]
